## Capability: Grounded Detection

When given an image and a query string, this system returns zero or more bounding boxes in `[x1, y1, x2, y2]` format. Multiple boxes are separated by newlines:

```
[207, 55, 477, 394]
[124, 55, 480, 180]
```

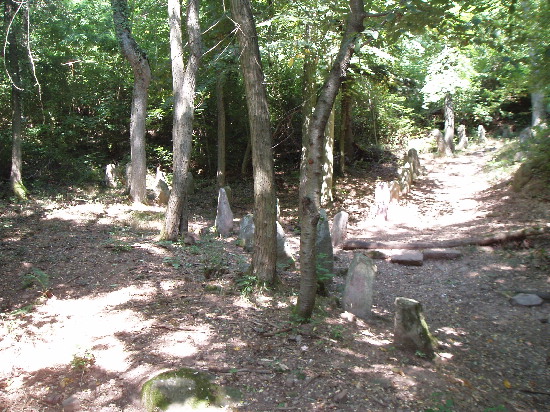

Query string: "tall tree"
[112, 0, 151, 203]
[230, 0, 277, 284]
[5, 0, 27, 199]
[216, 74, 226, 188]
[297, 0, 366, 320]
[161, 0, 201, 240]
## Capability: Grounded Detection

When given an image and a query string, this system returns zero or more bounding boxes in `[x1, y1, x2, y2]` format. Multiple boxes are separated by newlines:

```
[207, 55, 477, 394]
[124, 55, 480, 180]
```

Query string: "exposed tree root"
[343, 225, 550, 250]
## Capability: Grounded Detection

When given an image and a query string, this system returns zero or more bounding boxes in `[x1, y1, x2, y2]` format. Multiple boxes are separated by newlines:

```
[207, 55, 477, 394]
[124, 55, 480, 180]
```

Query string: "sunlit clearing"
[156, 327, 211, 358]
[0, 285, 157, 374]
[359, 329, 392, 346]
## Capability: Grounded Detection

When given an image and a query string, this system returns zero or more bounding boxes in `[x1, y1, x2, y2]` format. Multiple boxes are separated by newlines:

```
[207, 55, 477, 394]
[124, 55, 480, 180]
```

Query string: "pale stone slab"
[390, 250, 423, 266]
[331, 211, 349, 247]
[215, 188, 233, 237]
[238, 214, 254, 252]
[343, 253, 376, 320]
[511, 293, 543, 307]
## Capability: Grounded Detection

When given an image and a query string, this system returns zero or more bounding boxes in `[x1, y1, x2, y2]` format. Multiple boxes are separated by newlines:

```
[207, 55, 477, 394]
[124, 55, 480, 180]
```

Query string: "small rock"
[511, 293, 543, 307]
[332, 389, 348, 403]
[62, 395, 80, 411]
[391, 251, 423, 266]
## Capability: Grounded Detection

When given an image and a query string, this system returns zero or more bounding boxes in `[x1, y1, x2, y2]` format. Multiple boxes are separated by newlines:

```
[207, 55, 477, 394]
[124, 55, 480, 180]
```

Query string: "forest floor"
[1, 138, 549, 412]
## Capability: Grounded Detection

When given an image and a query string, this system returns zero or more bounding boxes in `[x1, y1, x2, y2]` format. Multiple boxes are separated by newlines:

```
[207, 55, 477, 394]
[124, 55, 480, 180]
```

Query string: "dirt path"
[0, 141, 549, 411]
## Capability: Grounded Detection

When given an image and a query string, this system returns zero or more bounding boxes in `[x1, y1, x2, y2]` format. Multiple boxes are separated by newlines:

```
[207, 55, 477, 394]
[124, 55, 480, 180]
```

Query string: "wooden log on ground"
[343, 226, 550, 250]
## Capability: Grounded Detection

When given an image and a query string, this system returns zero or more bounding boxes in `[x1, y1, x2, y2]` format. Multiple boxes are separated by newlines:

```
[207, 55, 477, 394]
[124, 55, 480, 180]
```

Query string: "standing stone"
[238, 214, 255, 252]
[374, 182, 390, 221]
[430, 129, 446, 157]
[394, 297, 438, 358]
[478, 125, 486, 143]
[155, 178, 170, 205]
[406, 148, 421, 179]
[331, 211, 349, 247]
[125, 163, 132, 192]
[455, 124, 468, 151]
[276, 222, 295, 268]
[105, 164, 119, 188]
[316, 210, 334, 290]
[518, 127, 532, 144]
[343, 253, 376, 320]
[187, 171, 195, 195]
[215, 188, 233, 237]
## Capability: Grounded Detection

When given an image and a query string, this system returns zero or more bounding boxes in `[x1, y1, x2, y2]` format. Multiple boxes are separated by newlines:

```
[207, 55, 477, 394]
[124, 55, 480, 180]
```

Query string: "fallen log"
[343, 225, 550, 250]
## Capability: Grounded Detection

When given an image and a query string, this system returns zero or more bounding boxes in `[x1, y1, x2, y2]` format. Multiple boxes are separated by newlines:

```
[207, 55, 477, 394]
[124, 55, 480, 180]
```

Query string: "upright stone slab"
[155, 178, 170, 205]
[406, 148, 421, 179]
[187, 171, 195, 195]
[478, 125, 486, 143]
[238, 214, 255, 252]
[105, 164, 119, 188]
[331, 211, 349, 247]
[215, 188, 233, 237]
[394, 297, 438, 358]
[316, 210, 334, 287]
[343, 253, 376, 320]
[430, 129, 445, 156]
[276, 222, 295, 268]
[455, 124, 468, 150]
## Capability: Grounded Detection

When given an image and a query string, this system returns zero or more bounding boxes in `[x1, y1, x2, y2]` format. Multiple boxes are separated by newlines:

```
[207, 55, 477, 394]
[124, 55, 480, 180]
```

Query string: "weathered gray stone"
[512, 162, 534, 192]
[276, 222, 295, 269]
[511, 293, 543, 307]
[141, 368, 240, 411]
[343, 253, 376, 320]
[478, 125, 486, 143]
[238, 214, 255, 252]
[316, 210, 334, 287]
[430, 129, 445, 156]
[331, 211, 349, 247]
[391, 250, 423, 266]
[389, 181, 400, 203]
[455, 124, 468, 151]
[215, 188, 233, 237]
[518, 127, 532, 143]
[105, 164, 120, 188]
[406, 148, 421, 179]
[155, 178, 170, 205]
[394, 297, 438, 359]
[422, 249, 463, 260]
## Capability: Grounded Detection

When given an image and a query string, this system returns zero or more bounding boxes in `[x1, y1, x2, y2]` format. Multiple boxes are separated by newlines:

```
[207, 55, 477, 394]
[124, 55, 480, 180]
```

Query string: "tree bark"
[297, 0, 366, 320]
[321, 107, 335, 206]
[340, 76, 354, 166]
[5, 0, 27, 200]
[112, 0, 151, 204]
[442, 92, 454, 156]
[216, 75, 226, 188]
[161, 0, 201, 241]
[230, 0, 277, 284]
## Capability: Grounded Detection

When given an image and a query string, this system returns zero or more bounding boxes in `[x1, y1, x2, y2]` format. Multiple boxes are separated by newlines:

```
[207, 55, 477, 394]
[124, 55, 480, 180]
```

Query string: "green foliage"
[70, 350, 96, 370]
[21, 268, 51, 292]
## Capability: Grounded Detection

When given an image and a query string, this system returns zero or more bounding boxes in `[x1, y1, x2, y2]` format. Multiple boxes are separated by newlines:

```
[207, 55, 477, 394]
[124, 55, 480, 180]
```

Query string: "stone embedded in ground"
[422, 248, 463, 260]
[215, 188, 233, 237]
[511, 293, 543, 307]
[141, 368, 240, 411]
[391, 250, 423, 266]
[374, 182, 390, 221]
[154, 177, 170, 205]
[277, 222, 295, 269]
[105, 164, 119, 188]
[331, 211, 349, 247]
[393, 297, 438, 359]
[343, 253, 376, 320]
[478, 124, 486, 143]
[238, 214, 255, 252]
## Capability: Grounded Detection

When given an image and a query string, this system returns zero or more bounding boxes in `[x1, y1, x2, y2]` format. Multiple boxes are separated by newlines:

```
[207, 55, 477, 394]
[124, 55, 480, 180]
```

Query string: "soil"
[1, 140, 549, 412]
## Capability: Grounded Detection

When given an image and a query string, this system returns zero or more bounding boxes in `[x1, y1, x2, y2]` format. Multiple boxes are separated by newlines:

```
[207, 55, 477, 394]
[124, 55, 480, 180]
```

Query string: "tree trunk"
[321, 107, 334, 206]
[216, 75, 226, 188]
[161, 0, 201, 241]
[230, 0, 277, 284]
[112, 0, 152, 204]
[5, 0, 27, 200]
[340, 77, 354, 165]
[301, 24, 317, 180]
[443, 93, 454, 156]
[297, 0, 366, 320]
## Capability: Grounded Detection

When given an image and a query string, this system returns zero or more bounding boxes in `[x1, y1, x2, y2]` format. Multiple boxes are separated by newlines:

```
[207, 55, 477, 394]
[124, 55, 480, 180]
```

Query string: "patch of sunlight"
[0, 285, 157, 375]
[45, 202, 106, 223]
[156, 328, 210, 358]
[232, 296, 256, 309]
[359, 330, 393, 346]
[160, 280, 178, 292]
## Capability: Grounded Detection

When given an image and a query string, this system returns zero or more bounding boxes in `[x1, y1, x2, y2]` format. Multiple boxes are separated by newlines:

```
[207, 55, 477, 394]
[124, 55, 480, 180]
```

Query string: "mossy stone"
[141, 368, 241, 411]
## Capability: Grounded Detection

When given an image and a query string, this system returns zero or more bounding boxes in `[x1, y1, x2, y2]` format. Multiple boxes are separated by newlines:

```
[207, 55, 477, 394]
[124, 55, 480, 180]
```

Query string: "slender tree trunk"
[298, 0, 366, 320]
[5, 0, 26, 200]
[112, 0, 151, 204]
[161, 0, 201, 241]
[443, 93, 454, 156]
[321, 107, 334, 206]
[301, 24, 317, 180]
[230, 0, 277, 284]
[340, 77, 354, 163]
[216, 75, 226, 188]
